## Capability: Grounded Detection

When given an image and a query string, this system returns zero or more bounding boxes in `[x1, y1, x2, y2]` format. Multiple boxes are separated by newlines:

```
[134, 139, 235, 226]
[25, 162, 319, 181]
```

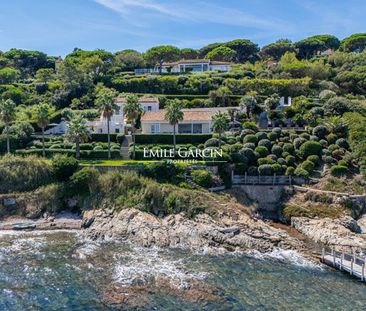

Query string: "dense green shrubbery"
[97, 171, 209, 218]
[70, 167, 100, 194]
[330, 165, 348, 177]
[299, 141, 322, 158]
[191, 170, 213, 188]
[52, 156, 79, 181]
[0, 155, 53, 193]
[141, 161, 185, 183]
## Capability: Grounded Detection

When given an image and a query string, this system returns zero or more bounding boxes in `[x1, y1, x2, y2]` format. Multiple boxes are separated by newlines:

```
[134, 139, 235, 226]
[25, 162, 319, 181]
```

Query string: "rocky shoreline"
[82, 207, 305, 254]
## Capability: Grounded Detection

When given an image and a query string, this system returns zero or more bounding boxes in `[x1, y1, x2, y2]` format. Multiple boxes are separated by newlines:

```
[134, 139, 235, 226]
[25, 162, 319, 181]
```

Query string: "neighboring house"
[141, 107, 237, 134]
[135, 59, 232, 74]
[43, 121, 68, 135]
[88, 97, 159, 134]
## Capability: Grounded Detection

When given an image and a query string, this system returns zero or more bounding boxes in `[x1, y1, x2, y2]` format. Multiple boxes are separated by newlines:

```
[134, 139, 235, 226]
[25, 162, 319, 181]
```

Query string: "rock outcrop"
[291, 216, 366, 251]
[83, 206, 303, 253]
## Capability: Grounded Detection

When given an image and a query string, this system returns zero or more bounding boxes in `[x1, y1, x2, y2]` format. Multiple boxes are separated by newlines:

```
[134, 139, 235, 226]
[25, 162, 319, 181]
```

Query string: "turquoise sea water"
[0, 231, 365, 310]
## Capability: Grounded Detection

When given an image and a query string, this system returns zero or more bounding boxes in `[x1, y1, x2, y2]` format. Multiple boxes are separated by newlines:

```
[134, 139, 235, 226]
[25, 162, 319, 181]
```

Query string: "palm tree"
[123, 94, 144, 159]
[96, 88, 118, 159]
[0, 99, 16, 153]
[240, 95, 257, 119]
[65, 115, 90, 159]
[34, 103, 54, 157]
[211, 111, 229, 148]
[164, 100, 184, 154]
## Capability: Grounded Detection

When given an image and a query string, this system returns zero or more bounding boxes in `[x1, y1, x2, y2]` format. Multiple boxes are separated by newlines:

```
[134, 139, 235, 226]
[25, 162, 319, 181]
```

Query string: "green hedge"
[15, 149, 121, 159]
[135, 134, 212, 145]
[90, 133, 118, 143]
[0, 135, 33, 153]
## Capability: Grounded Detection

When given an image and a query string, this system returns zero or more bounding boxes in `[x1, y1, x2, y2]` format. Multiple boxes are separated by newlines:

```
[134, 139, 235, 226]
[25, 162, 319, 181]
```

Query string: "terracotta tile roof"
[141, 107, 238, 122]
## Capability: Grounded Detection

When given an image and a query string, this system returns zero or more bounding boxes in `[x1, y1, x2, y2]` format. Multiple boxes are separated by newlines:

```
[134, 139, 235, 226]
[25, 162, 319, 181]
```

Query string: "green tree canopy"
[225, 39, 259, 62]
[144, 45, 181, 68]
[114, 49, 145, 71]
[180, 48, 198, 60]
[341, 33, 366, 53]
[295, 35, 340, 59]
[260, 39, 296, 61]
[205, 46, 236, 62]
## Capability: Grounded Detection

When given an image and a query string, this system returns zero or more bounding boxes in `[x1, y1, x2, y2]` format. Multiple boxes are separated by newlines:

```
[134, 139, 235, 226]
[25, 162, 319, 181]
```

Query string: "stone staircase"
[120, 135, 132, 160]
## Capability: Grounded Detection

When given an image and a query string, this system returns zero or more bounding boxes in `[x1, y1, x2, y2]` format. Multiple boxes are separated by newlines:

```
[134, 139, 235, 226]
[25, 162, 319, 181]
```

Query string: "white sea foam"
[247, 248, 322, 269]
[112, 246, 208, 289]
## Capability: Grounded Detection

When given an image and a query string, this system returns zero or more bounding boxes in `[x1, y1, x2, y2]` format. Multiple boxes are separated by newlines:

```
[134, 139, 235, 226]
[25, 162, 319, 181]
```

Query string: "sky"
[0, 0, 365, 56]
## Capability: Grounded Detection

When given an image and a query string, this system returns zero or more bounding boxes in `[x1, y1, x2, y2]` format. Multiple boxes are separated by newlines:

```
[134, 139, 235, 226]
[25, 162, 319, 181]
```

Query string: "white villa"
[88, 97, 159, 134]
[141, 107, 237, 134]
[135, 59, 232, 74]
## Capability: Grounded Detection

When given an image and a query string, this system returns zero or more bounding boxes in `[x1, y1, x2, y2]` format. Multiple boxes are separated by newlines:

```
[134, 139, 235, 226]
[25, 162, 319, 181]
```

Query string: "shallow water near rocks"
[0, 231, 365, 310]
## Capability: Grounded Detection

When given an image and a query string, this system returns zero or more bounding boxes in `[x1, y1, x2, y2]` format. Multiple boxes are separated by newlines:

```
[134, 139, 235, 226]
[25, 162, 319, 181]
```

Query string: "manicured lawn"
[80, 159, 156, 166]
[79, 159, 208, 167]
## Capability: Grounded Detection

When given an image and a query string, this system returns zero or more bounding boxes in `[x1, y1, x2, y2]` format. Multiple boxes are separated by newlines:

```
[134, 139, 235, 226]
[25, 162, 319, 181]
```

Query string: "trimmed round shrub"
[231, 153, 248, 164]
[52, 156, 79, 181]
[332, 149, 345, 159]
[234, 163, 248, 174]
[301, 160, 315, 173]
[258, 164, 273, 176]
[272, 163, 282, 175]
[300, 133, 310, 140]
[330, 165, 348, 177]
[243, 122, 258, 131]
[70, 167, 100, 193]
[226, 137, 237, 145]
[255, 132, 267, 140]
[286, 155, 296, 166]
[257, 158, 275, 166]
[240, 129, 255, 140]
[285, 167, 295, 176]
[204, 138, 220, 148]
[299, 141, 322, 158]
[312, 125, 328, 138]
[294, 167, 309, 178]
[243, 134, 258, 144]
[282, 151, 290, 158]
[247, 166, 258, 176]
[279, 136, 291, 143]
[328, 144, 339, 152]
[258, 139, 272, 150]
[307, 155, 320, 165]
[290, 134, 298, 141]
[273, 127, 282, 135]
[271, 145, 283, 157]
[277, 158, 286, 166]
[229, 143, 243, 153]
[283, 143, 295, 154]
[239, 148, 256, 163]
[267, 154, 278, 161]
[319, 139, 328, 147]
[323, 155, 334, 164]
[192, 170, 213, 188]
[293, 137, 306, 149]
[243, 142, 256, 150]
[268, 132, 278, 141]
[278, 142, 284, 147]
[255, 146, 269, 158]
[322, 149, 331, 156]
[310, 135, 319, 141]
[335, 138, 349, 149]
[326, 134, 338, 144]
[338, 160, 348, 167]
